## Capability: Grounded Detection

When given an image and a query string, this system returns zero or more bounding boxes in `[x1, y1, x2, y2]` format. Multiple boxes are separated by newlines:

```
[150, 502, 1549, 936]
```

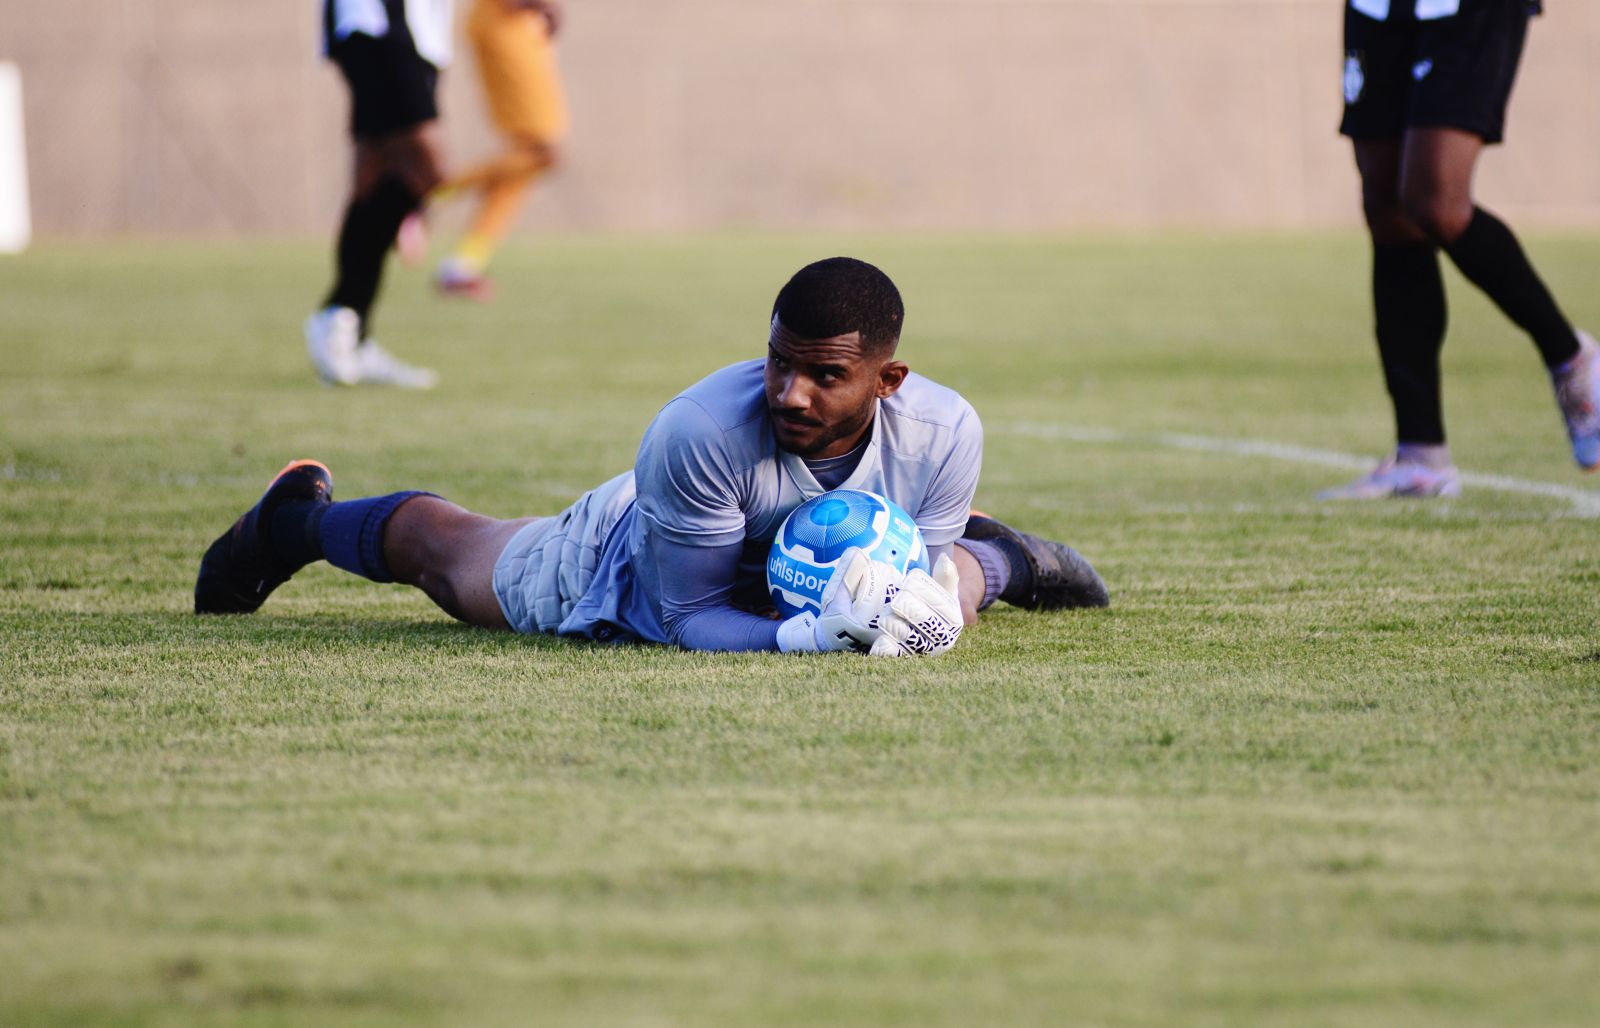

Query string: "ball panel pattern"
[783, 495, 878, 565]
[767, 489, 929, 619]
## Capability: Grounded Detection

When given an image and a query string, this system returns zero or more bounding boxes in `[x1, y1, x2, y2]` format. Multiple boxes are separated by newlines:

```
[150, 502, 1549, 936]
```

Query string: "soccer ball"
[767, 489, 929, 619]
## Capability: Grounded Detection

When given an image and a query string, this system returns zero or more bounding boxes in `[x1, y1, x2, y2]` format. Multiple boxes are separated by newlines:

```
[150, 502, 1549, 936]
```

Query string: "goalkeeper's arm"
[654, 537, 784, 652]
[654, 540, 904, 655]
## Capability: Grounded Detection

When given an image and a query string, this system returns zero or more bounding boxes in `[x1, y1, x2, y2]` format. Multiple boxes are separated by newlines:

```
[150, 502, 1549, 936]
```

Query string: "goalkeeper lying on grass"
[196, 258, 1108, 656]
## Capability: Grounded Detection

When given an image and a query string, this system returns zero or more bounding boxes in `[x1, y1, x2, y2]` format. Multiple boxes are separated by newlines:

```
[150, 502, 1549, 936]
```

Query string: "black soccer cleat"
[194, 459, 333, 615]
[963, 514, 1110, 610]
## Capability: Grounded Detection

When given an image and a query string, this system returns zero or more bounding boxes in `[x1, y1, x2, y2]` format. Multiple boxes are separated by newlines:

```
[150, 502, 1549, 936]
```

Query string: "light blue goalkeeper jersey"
[549, 359, 983, 644]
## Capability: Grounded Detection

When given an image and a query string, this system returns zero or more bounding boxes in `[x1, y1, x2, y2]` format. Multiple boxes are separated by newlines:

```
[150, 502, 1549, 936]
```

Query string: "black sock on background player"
[1372, 242, 1448, 445]
[1443, 207, 1580, 369]
[324, 175, 422, 333]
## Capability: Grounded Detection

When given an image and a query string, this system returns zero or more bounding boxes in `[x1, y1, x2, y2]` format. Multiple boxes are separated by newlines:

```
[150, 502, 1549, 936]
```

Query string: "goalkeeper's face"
[765, 317, 908, 459]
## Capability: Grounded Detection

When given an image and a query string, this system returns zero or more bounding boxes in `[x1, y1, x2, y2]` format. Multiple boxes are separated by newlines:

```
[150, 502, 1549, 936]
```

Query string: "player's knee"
[1400, 188, 1472, 245]
[408, 156, 446, 196]
[513, 137, 561, 172]
[396, 136, 448, 195]
[382, 162, 441, 201]
[383, 496, 467, 580]
[1362, 200, 1418, 244]
[414, 568, 468, 623]
[401, 526, 483, 624]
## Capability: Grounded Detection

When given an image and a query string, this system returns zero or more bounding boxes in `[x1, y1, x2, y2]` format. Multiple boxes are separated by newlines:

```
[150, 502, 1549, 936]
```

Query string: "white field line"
[999, 422, 1600, 518]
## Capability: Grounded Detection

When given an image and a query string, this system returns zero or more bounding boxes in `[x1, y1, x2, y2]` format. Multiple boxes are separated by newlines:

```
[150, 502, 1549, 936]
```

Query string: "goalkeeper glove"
[776, 547, 905, 655]
[874, 553, 963, 656]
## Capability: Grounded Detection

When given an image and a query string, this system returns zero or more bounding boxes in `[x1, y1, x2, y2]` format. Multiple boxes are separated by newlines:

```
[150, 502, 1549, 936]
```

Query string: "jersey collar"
[779, 404, 883, 499]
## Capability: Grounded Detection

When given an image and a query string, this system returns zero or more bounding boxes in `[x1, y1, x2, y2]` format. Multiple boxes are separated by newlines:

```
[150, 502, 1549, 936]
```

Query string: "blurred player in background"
[195, 258, 1109, 656]
[430, 0, 569, 300]
[305, 0, 449, 389]
[1322, 0, 1598, 499]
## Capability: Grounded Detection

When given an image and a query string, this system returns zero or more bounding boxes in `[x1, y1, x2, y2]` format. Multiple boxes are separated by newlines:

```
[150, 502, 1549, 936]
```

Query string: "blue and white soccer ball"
[767, 489, 929, 619]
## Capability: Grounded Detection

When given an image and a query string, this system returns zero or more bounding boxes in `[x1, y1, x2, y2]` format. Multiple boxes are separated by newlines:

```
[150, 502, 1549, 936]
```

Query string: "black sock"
[323, 175, 421, 333]
[1373, 242, 1448, 445]
[1443, 207, 1580, 368]
[268, 500, 329, 570]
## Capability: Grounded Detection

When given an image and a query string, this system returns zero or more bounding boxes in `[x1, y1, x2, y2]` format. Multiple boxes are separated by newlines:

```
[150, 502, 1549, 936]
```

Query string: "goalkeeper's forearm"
[664, 605, 783, 652]
[652, 535, 783, 651]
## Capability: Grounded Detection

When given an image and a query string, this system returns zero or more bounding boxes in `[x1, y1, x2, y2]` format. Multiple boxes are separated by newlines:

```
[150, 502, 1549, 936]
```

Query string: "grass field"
[3, 235, 1598, 1026]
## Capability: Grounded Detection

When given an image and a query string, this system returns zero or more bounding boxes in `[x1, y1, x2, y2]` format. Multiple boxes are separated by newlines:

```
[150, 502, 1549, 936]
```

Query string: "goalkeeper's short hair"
[772, 257, 904, 355]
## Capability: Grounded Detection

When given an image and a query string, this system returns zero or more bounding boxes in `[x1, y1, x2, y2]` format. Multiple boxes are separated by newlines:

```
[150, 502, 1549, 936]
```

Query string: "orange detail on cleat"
[270, 459, 332, 487]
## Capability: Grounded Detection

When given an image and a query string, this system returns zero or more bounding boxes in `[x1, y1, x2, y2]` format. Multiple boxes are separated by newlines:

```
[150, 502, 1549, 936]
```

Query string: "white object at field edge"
[0, 62, 29, 253]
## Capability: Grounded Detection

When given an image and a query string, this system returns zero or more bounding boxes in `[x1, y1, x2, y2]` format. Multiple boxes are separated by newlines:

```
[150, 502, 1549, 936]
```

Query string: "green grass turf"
[2, 235, 1598, 1026]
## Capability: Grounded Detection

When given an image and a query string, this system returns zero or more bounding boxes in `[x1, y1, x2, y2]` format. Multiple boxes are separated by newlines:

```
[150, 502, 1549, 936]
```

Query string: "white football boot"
[1318, 452, 1462, 500]
[353, 339, 438, 389]
[304, 306, 362, 386]
[1551, 329, 1600, 471]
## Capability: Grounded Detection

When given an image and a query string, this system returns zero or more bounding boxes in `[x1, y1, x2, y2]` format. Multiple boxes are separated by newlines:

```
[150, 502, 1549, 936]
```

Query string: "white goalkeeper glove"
[873, 552, 964, 657]
[776, 547, 906, 656]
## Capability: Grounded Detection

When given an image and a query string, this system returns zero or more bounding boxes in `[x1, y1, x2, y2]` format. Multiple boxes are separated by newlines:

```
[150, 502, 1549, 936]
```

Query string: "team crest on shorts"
[1343, 52, 1365, 105]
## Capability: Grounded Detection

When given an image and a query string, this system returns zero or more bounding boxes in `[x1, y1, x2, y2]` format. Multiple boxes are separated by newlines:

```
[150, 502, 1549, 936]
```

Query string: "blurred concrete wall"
[4, 0, 1597, 235]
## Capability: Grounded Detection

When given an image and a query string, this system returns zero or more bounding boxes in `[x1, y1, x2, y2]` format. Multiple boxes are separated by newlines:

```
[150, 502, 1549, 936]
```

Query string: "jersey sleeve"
[633, 397, 749, 548]
[914, 403, 983, 547]
[653, 536, 783, 651]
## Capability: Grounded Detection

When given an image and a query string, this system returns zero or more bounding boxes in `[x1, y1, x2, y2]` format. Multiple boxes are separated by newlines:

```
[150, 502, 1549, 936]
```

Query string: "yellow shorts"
[468, 0, 569, 144]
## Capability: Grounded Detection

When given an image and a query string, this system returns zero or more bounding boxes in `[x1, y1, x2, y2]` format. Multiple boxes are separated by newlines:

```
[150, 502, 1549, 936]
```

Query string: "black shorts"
[1339, 0, 1537, 145]
[327, 10, 439, 140]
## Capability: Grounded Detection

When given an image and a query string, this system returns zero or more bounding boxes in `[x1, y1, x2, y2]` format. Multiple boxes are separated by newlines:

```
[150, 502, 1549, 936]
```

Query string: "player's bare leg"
[380, 498, 536, 629]
[1397, 127, 1480, 246]
[951, 545, 985, 626]
[357, 121, 447, 199]
[439, 137, 558, 197]
[1402, 126, 1595, 467]
[1355, 139, 1425, 245]
[1337, 124, 1594, 493]
[196, 463, 537, 628]
[436, 138, 562, 299]
[1322, 138, 1461, 499]
[309, 123, 446, 388]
